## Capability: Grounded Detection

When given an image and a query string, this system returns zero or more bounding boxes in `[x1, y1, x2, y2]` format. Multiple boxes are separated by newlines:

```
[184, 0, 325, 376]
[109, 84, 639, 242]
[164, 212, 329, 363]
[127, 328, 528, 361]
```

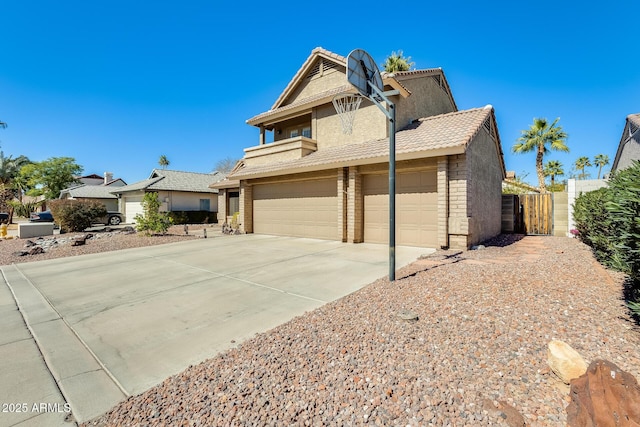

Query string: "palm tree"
[543, 160, 564, 189]
[0, 151, 30, 185]
[513, 117, 569, 192]
[158, 155, 170, 170]
[0, 121, 6, 129]
[574, 156, 592, 180]
[593, 154, 610, 179]
[382, 51, 415, 72]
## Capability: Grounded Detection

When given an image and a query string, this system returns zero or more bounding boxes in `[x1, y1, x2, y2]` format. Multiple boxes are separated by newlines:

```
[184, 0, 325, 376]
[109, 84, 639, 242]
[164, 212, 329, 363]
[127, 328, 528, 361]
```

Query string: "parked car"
[30, 211, 54, 222]
[96, 212, 123, 226]
[0, 212, 8, 223]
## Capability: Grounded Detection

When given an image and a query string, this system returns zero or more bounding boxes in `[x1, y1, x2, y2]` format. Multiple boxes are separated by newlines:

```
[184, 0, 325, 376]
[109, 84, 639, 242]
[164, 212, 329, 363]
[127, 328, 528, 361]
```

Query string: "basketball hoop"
[332, 93, 363, 135]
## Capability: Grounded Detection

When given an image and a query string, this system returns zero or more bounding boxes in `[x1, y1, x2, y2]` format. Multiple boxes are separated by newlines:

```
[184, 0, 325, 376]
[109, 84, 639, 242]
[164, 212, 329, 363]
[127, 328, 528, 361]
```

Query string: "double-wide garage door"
[363, 170, 437, 247]
[253, 178, 338, 240]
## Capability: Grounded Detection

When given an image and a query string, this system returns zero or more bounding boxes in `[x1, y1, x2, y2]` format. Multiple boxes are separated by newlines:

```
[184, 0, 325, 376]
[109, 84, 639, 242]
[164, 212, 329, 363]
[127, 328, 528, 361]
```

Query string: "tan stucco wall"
[395, 75, 457, 129]
[553, 191, 568, 236]
[286, 64, 346, 103]
[464, 128, 503, 246]
[314, 100, 388, 150]
[153, 190, 218, 212]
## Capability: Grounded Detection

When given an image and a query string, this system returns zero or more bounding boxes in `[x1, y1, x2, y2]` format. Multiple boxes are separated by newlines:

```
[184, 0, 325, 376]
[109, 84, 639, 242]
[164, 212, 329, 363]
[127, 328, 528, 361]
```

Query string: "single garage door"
[363, 170, 437, 247]
[125, 196, 144, 224]
[253, 178, 338, 240]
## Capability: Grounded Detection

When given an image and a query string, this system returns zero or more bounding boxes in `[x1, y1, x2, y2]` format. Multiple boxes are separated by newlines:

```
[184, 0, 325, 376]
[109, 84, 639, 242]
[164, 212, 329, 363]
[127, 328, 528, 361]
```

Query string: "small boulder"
[71, 235, 89, 246]
[547, 340, 588, 384]
[28, 246, 44, 255]
[567, 359, 640, 427]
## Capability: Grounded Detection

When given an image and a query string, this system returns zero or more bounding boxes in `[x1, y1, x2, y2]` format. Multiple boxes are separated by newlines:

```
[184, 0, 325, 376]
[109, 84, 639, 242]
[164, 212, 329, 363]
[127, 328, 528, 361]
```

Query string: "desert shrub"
[135, 192, 173, 236]
[605, 161, 640, 307]
[49, 199, 107, 232]
[573, 160, 640, 318]
[572, 187, 616, 264]
[167, 211, 214, 225]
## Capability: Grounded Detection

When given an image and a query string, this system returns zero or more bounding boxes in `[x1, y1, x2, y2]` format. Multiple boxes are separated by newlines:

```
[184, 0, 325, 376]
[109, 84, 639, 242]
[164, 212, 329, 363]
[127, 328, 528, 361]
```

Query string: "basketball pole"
[367, 83, 398, 281]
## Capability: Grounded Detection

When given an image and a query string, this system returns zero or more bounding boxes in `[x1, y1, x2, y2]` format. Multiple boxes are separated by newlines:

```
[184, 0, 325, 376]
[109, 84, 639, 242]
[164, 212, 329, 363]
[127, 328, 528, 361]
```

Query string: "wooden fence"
[519, 193, 553, 235]
[501, 193, 554, 235]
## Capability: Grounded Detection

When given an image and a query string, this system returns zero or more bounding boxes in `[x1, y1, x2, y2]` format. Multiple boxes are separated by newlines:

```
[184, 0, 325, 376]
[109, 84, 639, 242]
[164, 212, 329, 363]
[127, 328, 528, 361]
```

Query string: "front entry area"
[363, 169, 438, 247]
[252, 178, 339, 240]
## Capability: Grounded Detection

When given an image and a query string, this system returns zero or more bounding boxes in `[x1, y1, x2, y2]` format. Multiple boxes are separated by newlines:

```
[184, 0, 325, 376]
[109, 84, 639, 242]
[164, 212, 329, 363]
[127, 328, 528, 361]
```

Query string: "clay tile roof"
[232, 106, 495, 179]
[628, 113, 640, 127]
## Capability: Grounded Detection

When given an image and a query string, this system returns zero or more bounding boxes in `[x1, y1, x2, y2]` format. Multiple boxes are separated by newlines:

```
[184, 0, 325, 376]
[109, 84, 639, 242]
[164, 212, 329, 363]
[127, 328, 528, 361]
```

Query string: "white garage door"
[125, 197, 144, 224]
[253, 178, 338, 240]
[363, 170, 438, 247]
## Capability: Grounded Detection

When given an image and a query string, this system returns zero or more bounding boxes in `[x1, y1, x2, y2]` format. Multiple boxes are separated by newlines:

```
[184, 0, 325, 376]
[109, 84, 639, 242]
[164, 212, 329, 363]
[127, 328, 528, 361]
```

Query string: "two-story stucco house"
[213, 47, 506, 250]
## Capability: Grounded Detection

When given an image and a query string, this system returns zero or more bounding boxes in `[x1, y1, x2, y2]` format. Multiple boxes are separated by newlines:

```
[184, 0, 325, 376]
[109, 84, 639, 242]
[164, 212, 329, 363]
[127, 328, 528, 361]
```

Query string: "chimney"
[104, 172, 113, 185]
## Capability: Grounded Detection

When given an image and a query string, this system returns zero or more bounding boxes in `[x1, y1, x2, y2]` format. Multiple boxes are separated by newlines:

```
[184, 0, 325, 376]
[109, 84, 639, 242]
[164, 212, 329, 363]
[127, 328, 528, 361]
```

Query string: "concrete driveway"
[0, 234, 432, 426]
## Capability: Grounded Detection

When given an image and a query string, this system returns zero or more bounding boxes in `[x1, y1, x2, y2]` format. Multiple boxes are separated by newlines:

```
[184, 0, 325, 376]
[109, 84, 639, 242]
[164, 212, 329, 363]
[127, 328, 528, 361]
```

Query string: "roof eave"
[231, 146, 466, 181]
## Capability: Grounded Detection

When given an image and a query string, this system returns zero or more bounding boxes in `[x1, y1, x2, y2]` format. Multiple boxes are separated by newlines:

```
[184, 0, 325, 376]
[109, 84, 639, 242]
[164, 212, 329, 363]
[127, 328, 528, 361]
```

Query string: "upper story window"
[287, 125, 311, 139]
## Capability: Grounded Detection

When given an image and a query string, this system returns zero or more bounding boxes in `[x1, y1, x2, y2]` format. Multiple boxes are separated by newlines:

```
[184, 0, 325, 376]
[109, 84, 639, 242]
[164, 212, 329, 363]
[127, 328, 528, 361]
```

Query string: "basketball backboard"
[346, 49, 383, 98]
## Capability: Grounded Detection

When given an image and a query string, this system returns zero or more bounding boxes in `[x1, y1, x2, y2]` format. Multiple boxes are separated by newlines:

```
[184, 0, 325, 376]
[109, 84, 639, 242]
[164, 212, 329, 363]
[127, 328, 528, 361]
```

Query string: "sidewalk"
[0, 268, 73, 427]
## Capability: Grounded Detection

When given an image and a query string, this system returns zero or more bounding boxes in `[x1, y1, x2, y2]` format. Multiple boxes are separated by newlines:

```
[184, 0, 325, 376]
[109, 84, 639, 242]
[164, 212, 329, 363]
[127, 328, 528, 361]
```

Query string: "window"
[199, 199, 210, 211]
[228, 192, 240, 215]
[302, 127, 311, 138]
[289, 129, 299, 138]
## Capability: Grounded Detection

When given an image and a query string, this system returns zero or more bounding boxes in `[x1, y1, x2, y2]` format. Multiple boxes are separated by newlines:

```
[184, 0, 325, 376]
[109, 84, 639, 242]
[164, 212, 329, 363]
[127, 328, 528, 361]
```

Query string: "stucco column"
[437, 157, 449, 249]
[239, 182, 253, 233]
[259, 126, 266, 145]
[347, 166, 363, 243]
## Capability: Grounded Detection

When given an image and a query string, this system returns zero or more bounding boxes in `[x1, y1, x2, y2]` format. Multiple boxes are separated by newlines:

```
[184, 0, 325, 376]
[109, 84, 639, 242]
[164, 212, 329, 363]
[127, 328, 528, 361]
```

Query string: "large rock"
[547, 340, 588, 384]
[567, 359, 640, 427]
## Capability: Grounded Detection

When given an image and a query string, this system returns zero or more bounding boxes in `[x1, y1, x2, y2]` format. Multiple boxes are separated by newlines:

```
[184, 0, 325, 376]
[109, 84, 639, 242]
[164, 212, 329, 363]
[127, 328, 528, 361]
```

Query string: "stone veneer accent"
[338, 169, 347, 242]
[239, 182, 253, 233]
[217, 189, 227, 224]
[437, 157, 449, 249]
[447, 154, 469, 249]
[347, 166, 363, 243]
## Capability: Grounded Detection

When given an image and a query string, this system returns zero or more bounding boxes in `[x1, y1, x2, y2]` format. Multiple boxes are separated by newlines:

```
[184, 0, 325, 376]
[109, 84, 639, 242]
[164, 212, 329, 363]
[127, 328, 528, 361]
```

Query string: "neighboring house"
[213, 47, 506, 249]
[611, 113, 640, 173]
[502, 171, 541, 194]
[111, 169, 224, 223]
[59, 172, 127, 211]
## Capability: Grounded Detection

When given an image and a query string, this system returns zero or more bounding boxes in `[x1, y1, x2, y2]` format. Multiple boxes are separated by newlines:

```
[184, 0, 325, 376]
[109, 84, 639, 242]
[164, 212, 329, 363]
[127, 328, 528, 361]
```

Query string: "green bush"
[49, 199, 107, 232]
[572, 187, 616, 265]
[573, 160, 640, 318]
[606, 162, 640, 306]
[168, 210, 215, 224]
[135, 192, 173, 236]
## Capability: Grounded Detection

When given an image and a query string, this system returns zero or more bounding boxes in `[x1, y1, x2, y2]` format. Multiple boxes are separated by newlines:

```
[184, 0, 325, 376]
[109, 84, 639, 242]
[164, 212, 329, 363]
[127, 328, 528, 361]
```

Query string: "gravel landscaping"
[66, 234, 639, 427]
[0, 224, 214, 266]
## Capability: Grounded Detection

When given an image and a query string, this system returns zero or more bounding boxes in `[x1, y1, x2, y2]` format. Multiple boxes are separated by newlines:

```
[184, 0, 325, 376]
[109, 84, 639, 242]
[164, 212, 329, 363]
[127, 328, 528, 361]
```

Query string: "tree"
[575, 156, 592, 180]
[543, 160, 564, 189]
[0, 151, 31, 185]
[158, 155, 170, 169]
[214, 157, 239, 174]
[18, 157, 83, 200]
[382, 50, 415, 72]
[0, 121, 6, 129]
[594, 154, 610, 179]
[513, 117, 569, 192]
[135, 192, 172, 235]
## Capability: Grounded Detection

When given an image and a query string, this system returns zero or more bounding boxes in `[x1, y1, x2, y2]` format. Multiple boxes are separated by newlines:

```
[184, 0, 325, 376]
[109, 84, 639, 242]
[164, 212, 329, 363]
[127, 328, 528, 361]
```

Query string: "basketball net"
[332, 93, 363, 135]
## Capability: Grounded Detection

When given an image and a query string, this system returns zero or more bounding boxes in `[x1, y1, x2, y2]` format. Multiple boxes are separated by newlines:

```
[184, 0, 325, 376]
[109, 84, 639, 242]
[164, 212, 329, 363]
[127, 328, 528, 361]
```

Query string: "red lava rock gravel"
[79, 235, 640, 426]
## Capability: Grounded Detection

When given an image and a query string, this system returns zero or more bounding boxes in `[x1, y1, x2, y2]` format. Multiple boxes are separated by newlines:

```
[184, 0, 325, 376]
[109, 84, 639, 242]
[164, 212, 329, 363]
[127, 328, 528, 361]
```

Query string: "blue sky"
[1, 1, 639, 185]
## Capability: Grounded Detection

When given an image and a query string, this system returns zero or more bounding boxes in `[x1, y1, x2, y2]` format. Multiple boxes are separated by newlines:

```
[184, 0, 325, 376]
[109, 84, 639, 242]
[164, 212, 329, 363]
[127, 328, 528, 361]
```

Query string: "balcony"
[243, 136, 317, 166]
